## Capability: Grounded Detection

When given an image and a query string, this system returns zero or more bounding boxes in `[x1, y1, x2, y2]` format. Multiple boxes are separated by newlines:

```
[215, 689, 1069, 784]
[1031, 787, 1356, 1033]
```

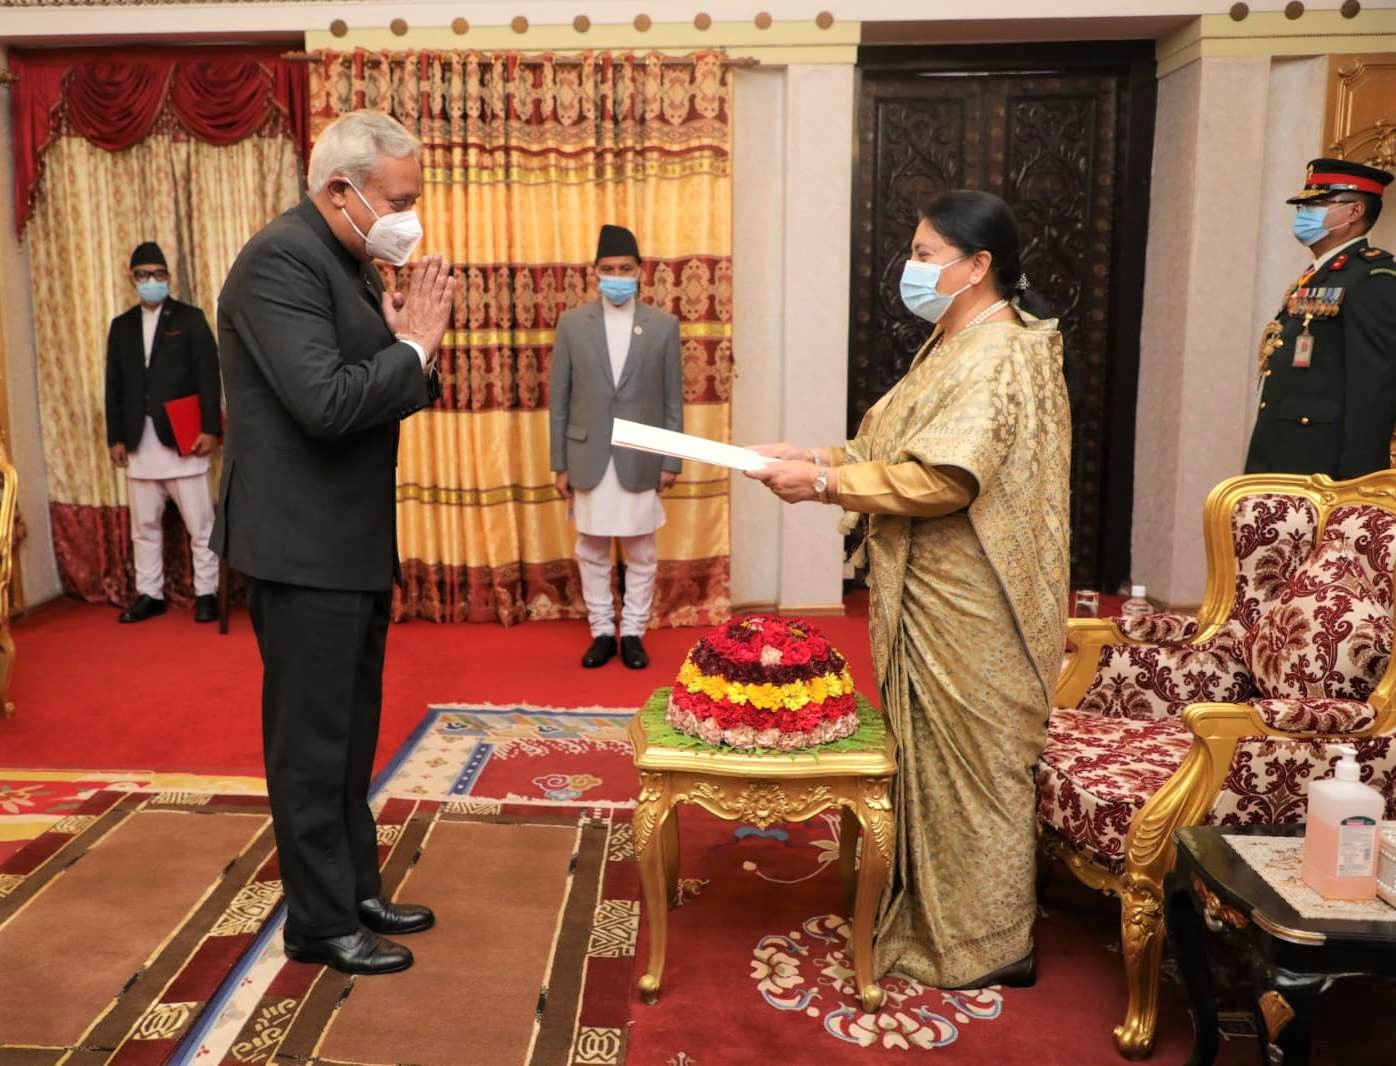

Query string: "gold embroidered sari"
[842, 313, 1070, 987]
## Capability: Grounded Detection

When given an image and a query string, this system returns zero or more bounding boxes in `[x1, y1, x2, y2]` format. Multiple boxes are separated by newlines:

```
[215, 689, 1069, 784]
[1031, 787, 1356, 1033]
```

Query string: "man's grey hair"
[307, 111, 422, 195]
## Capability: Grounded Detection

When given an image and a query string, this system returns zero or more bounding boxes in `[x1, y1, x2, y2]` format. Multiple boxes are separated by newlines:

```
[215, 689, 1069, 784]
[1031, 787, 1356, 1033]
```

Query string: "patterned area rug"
[0, 770, 265, 863]
[8, 708, 1393, 1065]
[220, 808, 631, 1066]
[191, 705, 641, 1064]
[0, 788, 277, 1064]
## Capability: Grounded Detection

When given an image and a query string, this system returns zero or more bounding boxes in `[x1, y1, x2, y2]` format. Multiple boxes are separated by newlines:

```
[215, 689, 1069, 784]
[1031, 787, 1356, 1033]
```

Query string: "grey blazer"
[549, 299, 683, 492]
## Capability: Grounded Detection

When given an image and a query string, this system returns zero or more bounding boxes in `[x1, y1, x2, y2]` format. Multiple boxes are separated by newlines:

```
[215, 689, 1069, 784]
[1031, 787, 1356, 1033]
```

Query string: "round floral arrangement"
[668, 615, 858, 750]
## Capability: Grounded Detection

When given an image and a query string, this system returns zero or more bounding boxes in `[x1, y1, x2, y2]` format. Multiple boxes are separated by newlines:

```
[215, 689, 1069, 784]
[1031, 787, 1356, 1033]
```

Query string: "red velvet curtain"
[9, 46, 309, 232]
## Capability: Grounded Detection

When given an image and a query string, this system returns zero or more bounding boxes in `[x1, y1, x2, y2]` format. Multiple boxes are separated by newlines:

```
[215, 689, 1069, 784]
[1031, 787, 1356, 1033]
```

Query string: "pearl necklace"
[931, 298, 1010, 351]
[963, 298, 1010, 330]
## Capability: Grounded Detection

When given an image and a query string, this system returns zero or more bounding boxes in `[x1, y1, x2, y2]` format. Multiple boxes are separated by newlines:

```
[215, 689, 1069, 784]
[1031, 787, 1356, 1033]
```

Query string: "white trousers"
[575, 532, 658, 638]
[129, 474, 219, 599]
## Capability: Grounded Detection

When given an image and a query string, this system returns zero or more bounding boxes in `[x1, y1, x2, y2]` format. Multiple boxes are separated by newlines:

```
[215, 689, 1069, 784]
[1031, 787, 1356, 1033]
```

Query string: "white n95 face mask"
[341, 179, 423, 266]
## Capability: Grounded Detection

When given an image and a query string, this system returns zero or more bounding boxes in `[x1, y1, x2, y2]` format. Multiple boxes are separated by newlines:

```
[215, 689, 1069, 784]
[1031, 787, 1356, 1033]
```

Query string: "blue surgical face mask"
[1291, 205, 1331, 248]
[899, 256, 968, 323]
[137, 279, 169, 305]
[599, 275, 638, 306]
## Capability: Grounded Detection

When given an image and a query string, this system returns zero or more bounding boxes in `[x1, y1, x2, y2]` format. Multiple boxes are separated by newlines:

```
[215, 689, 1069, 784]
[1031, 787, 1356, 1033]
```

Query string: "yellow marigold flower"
[783, 687, 810, 710]
[751, 683, 781, 710]
[679, 661, 705, 692]
[701, 674, 727, 700]
[808, 676, 828, 702]
[727, 684, 749, 706]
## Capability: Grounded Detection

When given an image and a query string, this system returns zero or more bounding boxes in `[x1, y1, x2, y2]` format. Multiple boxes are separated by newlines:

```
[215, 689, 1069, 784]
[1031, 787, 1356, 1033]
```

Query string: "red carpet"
[1, 597, 879, 776]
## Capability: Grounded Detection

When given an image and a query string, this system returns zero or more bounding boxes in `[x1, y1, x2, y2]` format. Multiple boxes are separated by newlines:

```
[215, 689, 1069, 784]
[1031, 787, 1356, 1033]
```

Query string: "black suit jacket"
[1246, 239, 1396, 479]
[211, 198, 436, 592]
[104, 298, 220, 451]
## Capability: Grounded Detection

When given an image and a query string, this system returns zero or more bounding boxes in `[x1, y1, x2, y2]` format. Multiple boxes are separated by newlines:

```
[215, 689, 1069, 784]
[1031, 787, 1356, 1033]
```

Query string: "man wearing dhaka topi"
[550, 224, 684, 672]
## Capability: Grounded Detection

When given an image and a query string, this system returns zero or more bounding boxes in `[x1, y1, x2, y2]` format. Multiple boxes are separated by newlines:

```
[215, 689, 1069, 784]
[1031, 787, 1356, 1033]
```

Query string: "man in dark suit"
[212, 111, 455, 975]
[105, 241, 221, 623]
[550, 225, 683, 671]
[1246, 158, 1396, 478]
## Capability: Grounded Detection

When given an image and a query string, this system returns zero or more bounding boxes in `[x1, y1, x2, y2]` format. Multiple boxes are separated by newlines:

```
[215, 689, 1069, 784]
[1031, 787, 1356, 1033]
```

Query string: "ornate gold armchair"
[1039, 471, 1396, 1058]
[0, 449, 16, 717]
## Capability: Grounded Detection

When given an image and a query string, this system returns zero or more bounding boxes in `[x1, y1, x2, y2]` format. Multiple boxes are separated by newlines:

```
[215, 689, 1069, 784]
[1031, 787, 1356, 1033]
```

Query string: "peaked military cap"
[1287, 157, 1393, 204]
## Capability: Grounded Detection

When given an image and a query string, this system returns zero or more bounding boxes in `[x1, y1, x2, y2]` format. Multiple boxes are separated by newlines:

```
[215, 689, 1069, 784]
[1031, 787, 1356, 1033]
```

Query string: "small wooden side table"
[629, 691, 898, 1013]
[1167, 824, 1396, 1066]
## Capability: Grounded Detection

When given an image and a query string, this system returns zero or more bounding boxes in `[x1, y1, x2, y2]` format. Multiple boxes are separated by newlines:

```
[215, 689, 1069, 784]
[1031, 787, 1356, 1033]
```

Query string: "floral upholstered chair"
[1038, 472, 1396, 1059]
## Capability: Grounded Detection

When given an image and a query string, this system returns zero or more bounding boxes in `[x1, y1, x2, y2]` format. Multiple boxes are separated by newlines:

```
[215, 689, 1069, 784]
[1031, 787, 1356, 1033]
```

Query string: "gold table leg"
[635, 773, 671, 1003]
[850, 789, 891, 1013]
[662, 806, 680, 906]
[839, 805, 859, 914]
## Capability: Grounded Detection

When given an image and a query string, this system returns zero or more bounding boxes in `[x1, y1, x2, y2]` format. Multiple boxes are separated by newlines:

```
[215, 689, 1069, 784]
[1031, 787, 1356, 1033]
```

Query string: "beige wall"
[0, 46, 62, 609]
[1131, 53, 1338, 607]
[731, 68, 785, 609]
[1133, 60, 1200, 603]
[731, 64, 854, 612]
[1246, 56, 1329, 447]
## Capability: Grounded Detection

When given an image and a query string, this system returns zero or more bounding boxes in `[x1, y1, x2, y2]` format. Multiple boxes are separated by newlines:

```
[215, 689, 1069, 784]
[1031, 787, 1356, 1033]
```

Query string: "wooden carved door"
[849, 46, 1156, 592]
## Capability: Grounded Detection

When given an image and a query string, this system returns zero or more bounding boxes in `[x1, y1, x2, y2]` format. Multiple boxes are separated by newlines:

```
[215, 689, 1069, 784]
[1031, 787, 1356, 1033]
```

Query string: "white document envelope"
[611, 418, 770, 472]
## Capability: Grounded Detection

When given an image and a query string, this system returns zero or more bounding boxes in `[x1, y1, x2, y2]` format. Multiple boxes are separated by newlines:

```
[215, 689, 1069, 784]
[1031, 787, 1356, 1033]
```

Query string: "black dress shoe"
[194, 594, 218, 623]
[582, 635, 618, 668]
[118, 595, 167, 623]
[948, 950, 1037, 990]
[283, 927, 413, 975]
[620, 635, 650, 670]
[358, 896, 435, 935]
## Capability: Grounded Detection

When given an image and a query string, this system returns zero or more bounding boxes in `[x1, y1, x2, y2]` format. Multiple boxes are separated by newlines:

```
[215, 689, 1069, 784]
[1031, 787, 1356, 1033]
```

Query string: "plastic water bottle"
[1120, 585, 1152, 621]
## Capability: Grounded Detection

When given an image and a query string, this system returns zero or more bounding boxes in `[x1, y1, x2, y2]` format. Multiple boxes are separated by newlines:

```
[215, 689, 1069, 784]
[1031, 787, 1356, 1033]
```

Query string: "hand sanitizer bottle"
[1301, 745, 1382, 901]
[1120, 585, 1151, 621]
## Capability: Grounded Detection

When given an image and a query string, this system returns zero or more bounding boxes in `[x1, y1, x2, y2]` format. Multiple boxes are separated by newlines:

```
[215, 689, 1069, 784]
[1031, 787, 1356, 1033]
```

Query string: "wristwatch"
[812, 468, 829, 503]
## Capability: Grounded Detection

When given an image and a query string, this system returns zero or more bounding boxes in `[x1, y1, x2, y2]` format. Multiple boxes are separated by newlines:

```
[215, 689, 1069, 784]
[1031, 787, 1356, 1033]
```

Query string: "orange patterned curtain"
[310, 50, 734, 626]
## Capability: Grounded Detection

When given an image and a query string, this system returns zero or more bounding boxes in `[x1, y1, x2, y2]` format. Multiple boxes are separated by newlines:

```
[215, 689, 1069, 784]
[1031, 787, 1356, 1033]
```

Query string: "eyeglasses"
[132, 268, 169, 282]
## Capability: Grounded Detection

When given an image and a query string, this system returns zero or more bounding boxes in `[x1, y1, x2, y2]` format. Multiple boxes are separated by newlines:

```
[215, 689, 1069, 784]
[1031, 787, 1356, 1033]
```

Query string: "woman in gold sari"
[749, 190, 1070, 989]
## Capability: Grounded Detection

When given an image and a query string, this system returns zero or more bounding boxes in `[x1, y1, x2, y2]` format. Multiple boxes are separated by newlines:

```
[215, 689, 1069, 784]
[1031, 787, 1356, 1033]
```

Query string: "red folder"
[163, 395, 223, 456]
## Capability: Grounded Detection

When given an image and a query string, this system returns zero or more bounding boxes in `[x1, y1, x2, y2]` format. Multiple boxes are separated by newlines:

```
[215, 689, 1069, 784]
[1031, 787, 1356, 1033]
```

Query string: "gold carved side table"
[629, 689, 898, 1013]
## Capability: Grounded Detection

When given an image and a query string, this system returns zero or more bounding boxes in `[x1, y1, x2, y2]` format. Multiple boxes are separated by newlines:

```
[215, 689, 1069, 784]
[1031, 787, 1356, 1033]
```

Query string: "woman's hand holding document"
[611, 418, 772, 472]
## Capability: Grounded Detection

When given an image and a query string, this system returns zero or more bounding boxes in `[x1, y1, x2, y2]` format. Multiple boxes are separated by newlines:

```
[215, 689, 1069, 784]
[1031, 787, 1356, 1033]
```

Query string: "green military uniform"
[1246, 158, 1396, 479]
[1245, 241, 1396, 477]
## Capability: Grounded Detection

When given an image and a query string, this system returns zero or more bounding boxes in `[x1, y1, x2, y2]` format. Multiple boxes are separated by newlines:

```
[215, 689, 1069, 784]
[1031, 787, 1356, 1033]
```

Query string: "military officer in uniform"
[1246, 157, 1396, 478]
